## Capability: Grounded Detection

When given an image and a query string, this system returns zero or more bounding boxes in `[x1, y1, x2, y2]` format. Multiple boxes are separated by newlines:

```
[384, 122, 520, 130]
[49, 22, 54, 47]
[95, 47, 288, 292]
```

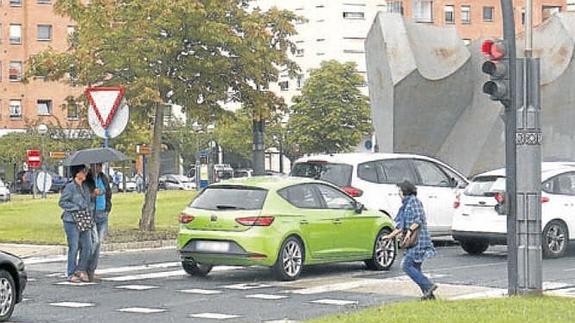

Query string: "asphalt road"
[10, 243, 575, 323]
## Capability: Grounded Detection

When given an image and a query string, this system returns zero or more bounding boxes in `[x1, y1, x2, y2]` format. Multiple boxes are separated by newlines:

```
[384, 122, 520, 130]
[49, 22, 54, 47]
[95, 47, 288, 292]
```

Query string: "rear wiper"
[215, 205, 245, 210]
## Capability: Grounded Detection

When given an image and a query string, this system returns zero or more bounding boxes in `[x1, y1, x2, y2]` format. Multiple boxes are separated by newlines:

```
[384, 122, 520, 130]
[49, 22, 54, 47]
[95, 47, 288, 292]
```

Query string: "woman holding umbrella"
[59, 165, 93, 283]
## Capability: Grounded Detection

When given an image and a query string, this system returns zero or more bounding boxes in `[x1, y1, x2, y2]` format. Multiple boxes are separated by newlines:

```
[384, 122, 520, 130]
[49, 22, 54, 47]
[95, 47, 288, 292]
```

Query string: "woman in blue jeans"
[59, 165, 93, 283]
[383, 180, 438, 300]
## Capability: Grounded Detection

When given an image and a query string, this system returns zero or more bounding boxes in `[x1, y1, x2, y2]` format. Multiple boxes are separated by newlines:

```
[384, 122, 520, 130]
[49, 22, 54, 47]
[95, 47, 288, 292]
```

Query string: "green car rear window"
[190, 186, 268, 210]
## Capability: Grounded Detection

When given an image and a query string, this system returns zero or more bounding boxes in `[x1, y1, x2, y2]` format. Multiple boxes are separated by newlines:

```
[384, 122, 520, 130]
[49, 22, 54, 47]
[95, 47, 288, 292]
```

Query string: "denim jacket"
[59, 180, 93, 223]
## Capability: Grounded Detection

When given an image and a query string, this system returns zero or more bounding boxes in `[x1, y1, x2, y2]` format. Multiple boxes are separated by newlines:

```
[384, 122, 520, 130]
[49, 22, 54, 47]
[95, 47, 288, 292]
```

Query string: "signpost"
[85, 87, 128, 147]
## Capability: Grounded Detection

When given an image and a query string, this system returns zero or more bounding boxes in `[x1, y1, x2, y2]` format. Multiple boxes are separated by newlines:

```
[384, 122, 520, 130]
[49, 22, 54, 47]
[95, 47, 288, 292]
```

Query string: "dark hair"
[70, 165, 86, 179]
[397, 180, 417, 196]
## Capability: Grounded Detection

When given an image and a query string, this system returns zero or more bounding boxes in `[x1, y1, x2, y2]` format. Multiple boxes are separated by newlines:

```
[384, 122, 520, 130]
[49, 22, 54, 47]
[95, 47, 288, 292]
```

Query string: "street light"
[37, 124, 49, 199]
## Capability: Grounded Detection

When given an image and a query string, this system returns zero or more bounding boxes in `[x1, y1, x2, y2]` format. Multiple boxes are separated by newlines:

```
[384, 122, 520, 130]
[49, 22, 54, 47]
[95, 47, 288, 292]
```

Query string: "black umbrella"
[63, 147, 128, 166]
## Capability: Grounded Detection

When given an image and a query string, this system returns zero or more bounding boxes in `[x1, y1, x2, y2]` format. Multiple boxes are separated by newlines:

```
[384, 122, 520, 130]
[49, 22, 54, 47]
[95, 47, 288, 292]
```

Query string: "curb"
[101, 239, 177, 253]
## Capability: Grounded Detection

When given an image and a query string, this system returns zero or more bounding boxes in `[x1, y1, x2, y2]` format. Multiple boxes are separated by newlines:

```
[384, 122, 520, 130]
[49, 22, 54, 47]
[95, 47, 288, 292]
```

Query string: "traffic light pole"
[515, 0, 543, 295]
[499, 0, 518, 296]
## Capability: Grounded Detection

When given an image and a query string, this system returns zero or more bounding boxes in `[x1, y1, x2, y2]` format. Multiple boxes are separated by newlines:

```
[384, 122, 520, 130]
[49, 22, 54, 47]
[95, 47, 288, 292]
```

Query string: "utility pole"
[515, 0, 543, 295]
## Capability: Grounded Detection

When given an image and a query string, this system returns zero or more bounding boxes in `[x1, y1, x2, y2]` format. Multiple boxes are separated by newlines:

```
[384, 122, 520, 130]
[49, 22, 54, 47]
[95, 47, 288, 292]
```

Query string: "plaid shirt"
[395, 195, 437, 262]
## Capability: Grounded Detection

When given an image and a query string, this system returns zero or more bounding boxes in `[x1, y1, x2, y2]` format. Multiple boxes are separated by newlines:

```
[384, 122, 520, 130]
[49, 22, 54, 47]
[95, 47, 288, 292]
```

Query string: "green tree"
[288, 60, 372, 155]
[27, 0, 298, 231]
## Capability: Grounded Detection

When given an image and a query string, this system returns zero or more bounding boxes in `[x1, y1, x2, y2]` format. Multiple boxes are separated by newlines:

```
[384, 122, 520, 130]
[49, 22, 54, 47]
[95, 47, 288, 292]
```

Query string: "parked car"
[0, 251, 27, 322]
[159, 174, 195, 190]
[177, 177, 397, 281]
[214, 164, 234, 182]
[0, 179, 10, 202]
[291, 153, 469, 236]
[13, 170, 67, 194]
[234, 169, 253, 178]
[452, 163, 575, 258]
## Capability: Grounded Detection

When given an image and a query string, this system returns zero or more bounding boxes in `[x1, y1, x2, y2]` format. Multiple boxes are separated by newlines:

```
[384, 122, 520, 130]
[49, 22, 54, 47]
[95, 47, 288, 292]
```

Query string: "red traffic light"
[481, 39, 506, 60]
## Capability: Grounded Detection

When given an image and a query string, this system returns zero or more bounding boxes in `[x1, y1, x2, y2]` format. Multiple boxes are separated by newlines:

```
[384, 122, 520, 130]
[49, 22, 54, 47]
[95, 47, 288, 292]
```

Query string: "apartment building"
[0, 0, 82, 136]
[397, 0, 565, 44]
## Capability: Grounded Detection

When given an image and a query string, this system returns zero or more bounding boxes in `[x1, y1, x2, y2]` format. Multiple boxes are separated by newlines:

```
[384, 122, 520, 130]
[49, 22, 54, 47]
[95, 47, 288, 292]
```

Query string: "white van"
[291, 153, 469, 236]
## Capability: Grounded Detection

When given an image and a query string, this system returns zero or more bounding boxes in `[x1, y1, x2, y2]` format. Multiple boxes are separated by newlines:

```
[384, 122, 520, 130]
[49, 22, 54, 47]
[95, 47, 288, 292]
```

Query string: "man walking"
[86, 163, 112, 282]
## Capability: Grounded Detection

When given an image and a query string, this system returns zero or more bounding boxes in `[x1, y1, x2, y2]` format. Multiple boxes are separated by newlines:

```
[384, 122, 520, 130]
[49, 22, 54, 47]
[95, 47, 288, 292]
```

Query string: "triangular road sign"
[85, 87, 126, 129]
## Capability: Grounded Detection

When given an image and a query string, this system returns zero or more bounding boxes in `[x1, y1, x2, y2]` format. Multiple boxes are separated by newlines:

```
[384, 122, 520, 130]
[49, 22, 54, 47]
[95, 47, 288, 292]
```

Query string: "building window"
[9, 24, 22, 44]
[343, 12, 365, 20]
[414, 0, 433, 23]
[9, 100, 22, 119]
[10, 0, 22, 7]
[542, 6, 561, 20]
[568, 1, 575, 12]
[316, 38, 325, 42]
[297, 75, 304, 89]
[444, 5, 455, 23]
[296, 48, 304, 57]
[317, 52, 325, 56]
[37, 25, 53, 41]
[279, 81, 289, 91]
[9, 61, 23, 81]
[37, 0, 52, 4]
[483, 6, 494, 22]
[66, 97, 79, 120]
[461, 5, 471, 24]
[387, 1, 403, 14]
[37, 100, 53, 116]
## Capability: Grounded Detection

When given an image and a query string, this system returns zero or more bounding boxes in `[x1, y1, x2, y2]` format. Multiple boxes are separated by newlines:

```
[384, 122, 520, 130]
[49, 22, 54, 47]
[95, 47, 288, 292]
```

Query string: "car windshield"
[190, 185, 268, 210]
[464, 176, 506, 196]
[173, 175, 190, 183]
[290, 162, 352, 187]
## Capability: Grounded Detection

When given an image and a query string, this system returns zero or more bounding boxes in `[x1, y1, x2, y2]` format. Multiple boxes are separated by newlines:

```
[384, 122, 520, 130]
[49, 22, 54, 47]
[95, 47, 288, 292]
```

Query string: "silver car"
[0, 179, 10, 202]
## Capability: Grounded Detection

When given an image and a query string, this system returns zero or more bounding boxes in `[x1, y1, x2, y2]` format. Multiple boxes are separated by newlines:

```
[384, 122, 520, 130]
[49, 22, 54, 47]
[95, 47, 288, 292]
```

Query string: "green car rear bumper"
[177, 226, 284, 267]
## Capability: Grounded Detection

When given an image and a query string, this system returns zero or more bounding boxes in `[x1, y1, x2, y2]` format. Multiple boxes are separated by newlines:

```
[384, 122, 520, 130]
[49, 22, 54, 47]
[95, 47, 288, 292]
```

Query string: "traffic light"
[481, 39, 510, 104]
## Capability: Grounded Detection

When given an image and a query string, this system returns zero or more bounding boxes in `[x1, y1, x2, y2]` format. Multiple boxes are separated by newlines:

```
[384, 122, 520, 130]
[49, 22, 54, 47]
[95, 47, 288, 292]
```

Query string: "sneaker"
[421, 284, 438, 301]
[77, 272, 90, 283]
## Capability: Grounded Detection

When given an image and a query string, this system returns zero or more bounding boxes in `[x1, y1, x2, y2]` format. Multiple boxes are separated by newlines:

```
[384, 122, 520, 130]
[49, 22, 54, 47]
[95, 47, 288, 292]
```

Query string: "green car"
[177, 176, 397, 281]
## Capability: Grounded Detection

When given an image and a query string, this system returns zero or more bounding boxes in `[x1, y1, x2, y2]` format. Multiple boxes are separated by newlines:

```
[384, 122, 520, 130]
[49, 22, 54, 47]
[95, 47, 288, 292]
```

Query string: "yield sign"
[85, 87, 126, 129]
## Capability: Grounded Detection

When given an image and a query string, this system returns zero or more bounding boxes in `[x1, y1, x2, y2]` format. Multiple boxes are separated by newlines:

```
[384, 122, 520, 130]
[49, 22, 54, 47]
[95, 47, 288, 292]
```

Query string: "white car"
[160, 174, 196, 190]
[291, 153, 469, 236]
[0, 178, 10, 202]
[452, 163, 575, 258]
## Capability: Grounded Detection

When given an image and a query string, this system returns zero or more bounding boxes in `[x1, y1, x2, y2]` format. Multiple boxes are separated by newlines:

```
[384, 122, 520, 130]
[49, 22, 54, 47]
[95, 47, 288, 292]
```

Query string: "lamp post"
[37, 124, 48, 199]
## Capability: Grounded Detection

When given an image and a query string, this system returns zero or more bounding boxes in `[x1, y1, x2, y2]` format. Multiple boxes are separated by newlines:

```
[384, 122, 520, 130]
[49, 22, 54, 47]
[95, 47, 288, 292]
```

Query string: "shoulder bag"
[72, 209, 94, 232]
[400, 227, 420, 249]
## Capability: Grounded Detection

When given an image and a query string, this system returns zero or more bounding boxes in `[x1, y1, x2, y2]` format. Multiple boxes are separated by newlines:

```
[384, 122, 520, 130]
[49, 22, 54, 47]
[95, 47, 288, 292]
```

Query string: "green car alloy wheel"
[177, 176, 397, 281]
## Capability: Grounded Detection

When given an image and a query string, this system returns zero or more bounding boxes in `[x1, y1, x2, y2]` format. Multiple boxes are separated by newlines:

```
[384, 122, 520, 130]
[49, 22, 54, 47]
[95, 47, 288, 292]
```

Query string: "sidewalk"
[0, 239, 176, 259]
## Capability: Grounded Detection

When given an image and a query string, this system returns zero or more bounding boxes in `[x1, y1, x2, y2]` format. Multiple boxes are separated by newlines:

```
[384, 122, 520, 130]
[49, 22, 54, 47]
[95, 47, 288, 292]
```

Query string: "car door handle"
[300, 220, 309, 225]
[428, 195, 437, 199]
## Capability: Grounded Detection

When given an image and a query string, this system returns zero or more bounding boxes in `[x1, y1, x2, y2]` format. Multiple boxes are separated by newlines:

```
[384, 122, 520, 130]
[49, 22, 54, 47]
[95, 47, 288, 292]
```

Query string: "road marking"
[102, 270, 186, 282]
[265, 320, 300, 323]
[118, 307, 166, 314]
[96, 262, 180, 274]
[289, 279, 380, 295]
[222, 283, 271, 290]
[179, 289, 223, 295]
[189, 313, 241, 320]
[55, 281, 98, 286]
[27, 278, 37, 282]
[50, 302, 95, 308]
[449, 288, 507, 300]
[116, 285, 159, 290]
[246, 294, 288, 300]
[310, 299, 358, 306]
[46, 273, 67, 278]
[25, 255, 68, 265]
[430, 262, 507, 272]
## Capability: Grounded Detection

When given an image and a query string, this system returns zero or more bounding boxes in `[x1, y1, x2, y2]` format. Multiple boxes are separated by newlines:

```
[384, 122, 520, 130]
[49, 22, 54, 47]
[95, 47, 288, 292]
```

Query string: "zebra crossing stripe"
[179, 289, 223, 295]
[56, 282, 97, 286]
[50, 302, 95, 308]
[117, 307, 166, 314]
[246, 294, 288, 300]
[189, 313, 241, 320]
[222, 283, 271, 290]
[96, 262, 180, 274]
[310, 299, 358, 306]
[102, 270, 186, 282]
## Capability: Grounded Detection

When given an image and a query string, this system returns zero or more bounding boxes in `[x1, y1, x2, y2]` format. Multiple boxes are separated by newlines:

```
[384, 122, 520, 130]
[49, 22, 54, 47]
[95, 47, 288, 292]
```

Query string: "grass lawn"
[0, 190, 195, 245]
[310, 296, 575, 323]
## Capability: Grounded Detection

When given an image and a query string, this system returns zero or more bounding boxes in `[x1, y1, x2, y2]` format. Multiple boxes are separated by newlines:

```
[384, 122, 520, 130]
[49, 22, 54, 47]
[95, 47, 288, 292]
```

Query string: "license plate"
[196, 241, 230, 253]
